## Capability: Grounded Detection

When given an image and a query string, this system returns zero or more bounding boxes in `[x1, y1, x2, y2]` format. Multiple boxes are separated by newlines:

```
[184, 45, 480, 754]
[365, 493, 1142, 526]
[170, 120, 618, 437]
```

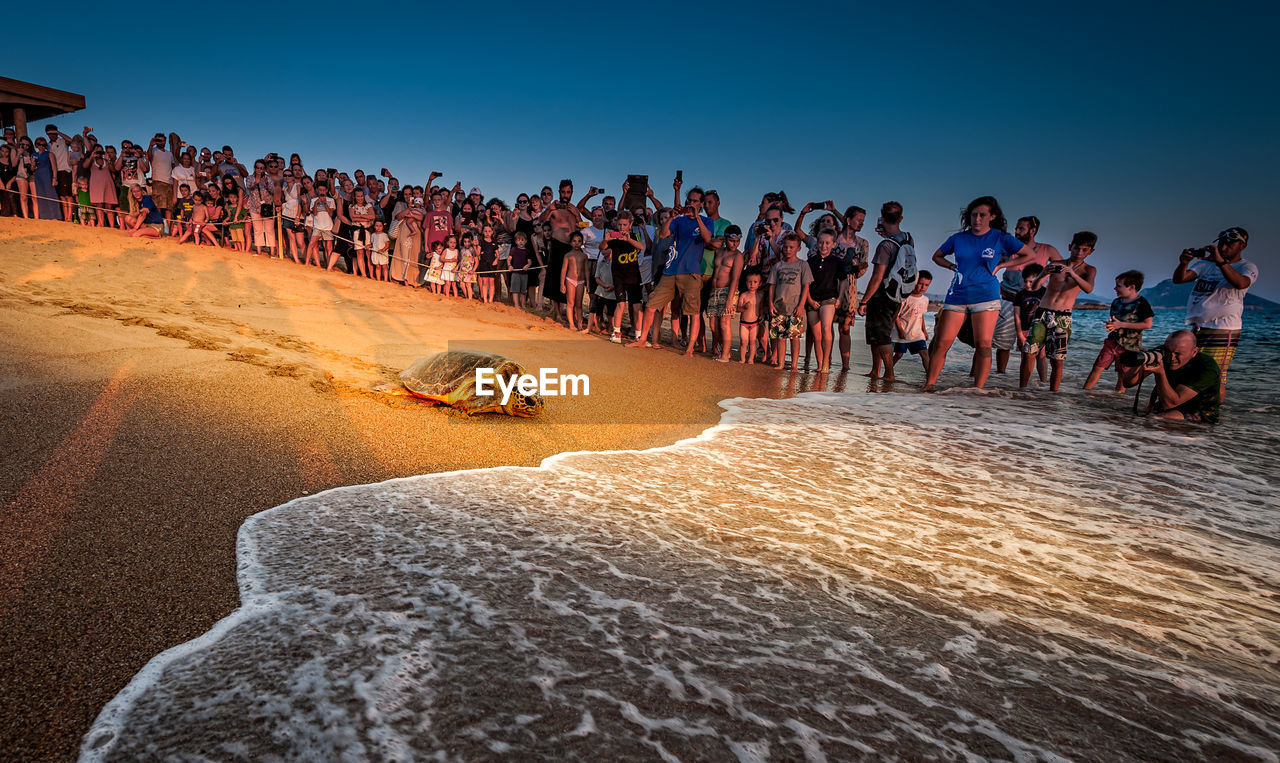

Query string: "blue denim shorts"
[941, 299, 1001, 313]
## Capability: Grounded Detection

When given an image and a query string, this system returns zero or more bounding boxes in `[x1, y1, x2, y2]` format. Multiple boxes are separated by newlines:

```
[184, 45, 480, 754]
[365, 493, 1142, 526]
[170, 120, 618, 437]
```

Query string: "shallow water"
[81, 344, 1280, 761]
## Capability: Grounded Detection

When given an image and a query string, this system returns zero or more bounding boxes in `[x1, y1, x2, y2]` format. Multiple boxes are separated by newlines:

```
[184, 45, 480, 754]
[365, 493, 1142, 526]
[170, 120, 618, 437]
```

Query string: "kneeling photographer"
[1120, 329, 1221, 423]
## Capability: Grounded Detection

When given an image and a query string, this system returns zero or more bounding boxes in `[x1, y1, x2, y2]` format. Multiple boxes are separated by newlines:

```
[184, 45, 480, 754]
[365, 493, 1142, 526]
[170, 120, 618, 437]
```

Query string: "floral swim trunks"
[706, 286, 732, 318]
[768, 313, 805, 340]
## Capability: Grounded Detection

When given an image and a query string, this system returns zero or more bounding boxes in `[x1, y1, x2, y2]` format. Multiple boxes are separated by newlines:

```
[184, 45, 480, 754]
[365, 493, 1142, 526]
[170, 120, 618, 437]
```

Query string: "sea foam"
[81, 391, 1280, 761]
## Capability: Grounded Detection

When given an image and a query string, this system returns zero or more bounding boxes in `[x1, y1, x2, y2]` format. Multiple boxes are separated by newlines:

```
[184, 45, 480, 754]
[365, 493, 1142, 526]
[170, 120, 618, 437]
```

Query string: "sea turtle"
[397, 350, 544, 417]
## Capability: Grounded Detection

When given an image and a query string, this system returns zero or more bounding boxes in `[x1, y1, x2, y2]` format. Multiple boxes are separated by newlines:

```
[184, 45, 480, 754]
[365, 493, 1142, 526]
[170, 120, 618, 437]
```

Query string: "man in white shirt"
[44, 124, 75, 221]
[1172, 226, 1258, 402]
[148, 133, 175, 219]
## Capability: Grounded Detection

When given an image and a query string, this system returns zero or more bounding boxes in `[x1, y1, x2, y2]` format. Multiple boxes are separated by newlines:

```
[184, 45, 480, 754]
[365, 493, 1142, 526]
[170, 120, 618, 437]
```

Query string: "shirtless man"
[1021, 231, 1098, 392]
[708, 225, 745, 361]
[983, 216, 1060, 375]
[540, 179, 581, 322]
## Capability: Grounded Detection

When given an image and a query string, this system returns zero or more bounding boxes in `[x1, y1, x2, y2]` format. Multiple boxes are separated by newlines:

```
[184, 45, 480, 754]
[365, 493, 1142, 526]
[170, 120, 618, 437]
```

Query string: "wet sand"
[0, 218, 795, 760]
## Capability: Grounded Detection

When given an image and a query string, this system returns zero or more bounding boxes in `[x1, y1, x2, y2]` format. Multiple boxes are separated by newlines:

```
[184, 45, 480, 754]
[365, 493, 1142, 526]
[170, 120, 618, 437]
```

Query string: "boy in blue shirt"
[1084, 269, 1154, 392]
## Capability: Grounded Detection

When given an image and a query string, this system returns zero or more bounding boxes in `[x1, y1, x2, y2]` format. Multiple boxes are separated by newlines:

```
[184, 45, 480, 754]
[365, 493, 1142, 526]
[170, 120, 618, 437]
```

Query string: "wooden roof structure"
[0, 77, 86, 137]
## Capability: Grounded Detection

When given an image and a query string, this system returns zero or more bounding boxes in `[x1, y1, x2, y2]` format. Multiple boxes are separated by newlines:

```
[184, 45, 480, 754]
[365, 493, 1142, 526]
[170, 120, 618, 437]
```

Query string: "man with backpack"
[857, 201, 917, 379]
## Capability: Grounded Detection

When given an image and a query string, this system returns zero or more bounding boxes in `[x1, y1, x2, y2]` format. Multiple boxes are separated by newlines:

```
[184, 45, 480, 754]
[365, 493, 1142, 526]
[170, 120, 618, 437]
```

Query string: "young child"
[227, 205, 248, 252]
[709, 225, 745, 362]
[425, 240, 445, 293]
[589, 237, 616, 336]
[643, 210, 676, 348]
[507, 231, 536, 309]
[176, 191, 206, 245]
[737, 271, 763, 364]
[369, 220, 391, 282]
[1013, 264, 1047, 386]
[889, 270, 933, 377]
[477, 224, 499, 304]
[755, 269, 773, 363]
[602, 211, 649, 343]
[1022, 232, 1098, 392]
[305, 185, 335, 268]
[75, 177, 94, 226]
[1084, 269, 1154, 392]
[767, 232, 813, 371]
[203, 194, 225, 246]
[440, 233, 460, 297]
[172, 184, 195, 238]
[562, 231, 589, 331]
[459, 232, 477, 301]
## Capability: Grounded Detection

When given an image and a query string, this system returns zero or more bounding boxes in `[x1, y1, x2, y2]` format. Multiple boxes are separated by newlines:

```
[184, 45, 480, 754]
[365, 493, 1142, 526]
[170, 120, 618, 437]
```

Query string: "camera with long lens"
[1120, 347, 1166, 367]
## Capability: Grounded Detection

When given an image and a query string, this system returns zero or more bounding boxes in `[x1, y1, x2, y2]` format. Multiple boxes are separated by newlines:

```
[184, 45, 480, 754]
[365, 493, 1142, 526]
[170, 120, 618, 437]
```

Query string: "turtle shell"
[399, 351, 544, 417]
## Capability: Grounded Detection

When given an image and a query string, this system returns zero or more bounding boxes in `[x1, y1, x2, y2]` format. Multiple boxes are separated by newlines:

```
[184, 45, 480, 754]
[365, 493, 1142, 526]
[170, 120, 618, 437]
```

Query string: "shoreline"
[83, 392, 765, 757]
[0, 217, 788, 760]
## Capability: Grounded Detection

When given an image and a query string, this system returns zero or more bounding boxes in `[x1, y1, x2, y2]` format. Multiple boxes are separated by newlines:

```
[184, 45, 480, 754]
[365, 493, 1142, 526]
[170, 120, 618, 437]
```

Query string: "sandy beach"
[0, 217, 788, 760]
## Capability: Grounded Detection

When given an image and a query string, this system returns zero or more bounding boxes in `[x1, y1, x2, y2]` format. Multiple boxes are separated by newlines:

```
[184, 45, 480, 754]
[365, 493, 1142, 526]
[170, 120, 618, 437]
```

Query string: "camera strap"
[1132, 376, 1153, 416]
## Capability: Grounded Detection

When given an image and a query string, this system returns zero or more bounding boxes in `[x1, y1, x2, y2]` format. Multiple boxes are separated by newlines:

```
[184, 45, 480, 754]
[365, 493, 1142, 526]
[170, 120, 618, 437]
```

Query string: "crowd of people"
[0, 125, 1259, 422]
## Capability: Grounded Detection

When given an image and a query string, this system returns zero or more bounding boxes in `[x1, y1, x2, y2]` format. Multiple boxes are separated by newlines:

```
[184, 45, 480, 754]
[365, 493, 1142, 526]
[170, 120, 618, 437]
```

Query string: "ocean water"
[81, 311, 1280, 761]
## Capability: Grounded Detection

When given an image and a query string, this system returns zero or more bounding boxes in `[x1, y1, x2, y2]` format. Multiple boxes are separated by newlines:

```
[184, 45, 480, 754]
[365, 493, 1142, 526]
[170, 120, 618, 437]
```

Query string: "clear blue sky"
[12, 0, 1278, 299]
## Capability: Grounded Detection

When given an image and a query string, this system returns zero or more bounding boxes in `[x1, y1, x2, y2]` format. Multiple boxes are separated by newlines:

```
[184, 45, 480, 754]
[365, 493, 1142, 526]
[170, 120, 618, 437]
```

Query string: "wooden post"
[13, 107, 26, 138]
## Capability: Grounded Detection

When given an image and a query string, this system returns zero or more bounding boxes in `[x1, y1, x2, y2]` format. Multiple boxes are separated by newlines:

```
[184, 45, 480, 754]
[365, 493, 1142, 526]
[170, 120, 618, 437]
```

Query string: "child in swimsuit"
[561, 231, 588, 331]
[738, 271, 763, 364]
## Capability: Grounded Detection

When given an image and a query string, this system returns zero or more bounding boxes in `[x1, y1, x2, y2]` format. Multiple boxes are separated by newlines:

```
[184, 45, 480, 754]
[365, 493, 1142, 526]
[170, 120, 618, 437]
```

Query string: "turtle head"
[506, 392, 544, 418]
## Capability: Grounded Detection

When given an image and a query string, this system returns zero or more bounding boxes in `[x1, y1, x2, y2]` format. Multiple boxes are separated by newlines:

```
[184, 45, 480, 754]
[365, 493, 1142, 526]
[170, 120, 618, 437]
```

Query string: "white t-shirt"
[1185, 258, 1258, 330]
[150, 148, 173, 183]
[171, 164, 198, 195]
[638, 243, 653, 285]
[891, 293, 930, 343]
[47, 136, 70, 172]
[119, 156, 147, 188]
[309, 196, 335, 231]
[581, 224, 605, 262]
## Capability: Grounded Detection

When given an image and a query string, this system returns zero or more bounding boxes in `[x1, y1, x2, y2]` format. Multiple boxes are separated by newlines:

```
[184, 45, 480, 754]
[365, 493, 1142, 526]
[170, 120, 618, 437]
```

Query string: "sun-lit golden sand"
[0, 217, 799, 759]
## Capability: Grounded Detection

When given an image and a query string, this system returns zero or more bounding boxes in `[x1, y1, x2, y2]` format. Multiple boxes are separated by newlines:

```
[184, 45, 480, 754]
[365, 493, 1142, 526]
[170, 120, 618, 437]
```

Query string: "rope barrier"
[5, 186, 259, 228]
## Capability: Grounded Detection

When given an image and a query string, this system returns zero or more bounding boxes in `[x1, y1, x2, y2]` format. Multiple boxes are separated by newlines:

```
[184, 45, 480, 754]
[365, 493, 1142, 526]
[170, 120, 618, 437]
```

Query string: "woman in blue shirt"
[124, 185, 164, 238]
[924, 196, 1037, 390]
